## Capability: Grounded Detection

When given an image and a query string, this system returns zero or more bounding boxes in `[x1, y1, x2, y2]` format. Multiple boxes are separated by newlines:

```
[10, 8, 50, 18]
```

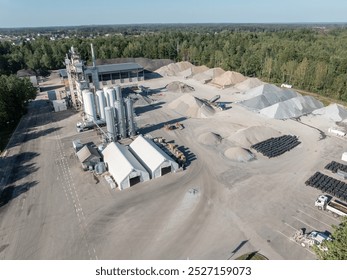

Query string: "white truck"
[315, 194, 347, 218]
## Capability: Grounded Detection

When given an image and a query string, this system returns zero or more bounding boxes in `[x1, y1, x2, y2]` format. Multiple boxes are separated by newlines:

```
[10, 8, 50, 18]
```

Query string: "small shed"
[76, 145, 101, 170]
[102, 142, 149, 190]
[129, 134, 179, 179]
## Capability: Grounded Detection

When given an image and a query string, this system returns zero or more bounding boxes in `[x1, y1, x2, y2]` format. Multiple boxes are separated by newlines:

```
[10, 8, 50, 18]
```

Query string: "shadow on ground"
[138, 117, 187, 134]
[0, 181, 38, 209]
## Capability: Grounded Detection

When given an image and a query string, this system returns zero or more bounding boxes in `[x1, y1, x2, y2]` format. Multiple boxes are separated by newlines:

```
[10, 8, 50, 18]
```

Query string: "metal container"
[105, 106, 117, 141]
[96, 90, 106, 120]
[115, 85, 122, 101]
[83, 90, 97, 121]
[125, 97, 136, 136]
[115, 100, 127, 138]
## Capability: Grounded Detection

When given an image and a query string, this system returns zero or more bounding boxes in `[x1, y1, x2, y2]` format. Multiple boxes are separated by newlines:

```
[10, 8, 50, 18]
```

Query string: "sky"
[0, 0, 346, 28]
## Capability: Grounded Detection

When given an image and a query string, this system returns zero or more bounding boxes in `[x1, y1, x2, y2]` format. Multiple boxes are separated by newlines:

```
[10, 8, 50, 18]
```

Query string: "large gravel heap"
[240, 84, 323, 119]
[168, 94, 216, 118]
[312, 103, 347, 122]
[210, 71, 247, 88]
[166, 81, 195, 93]
[224, 147, 255, 162]
[234, 78, 265, 92]
[156, 61, 194, 76]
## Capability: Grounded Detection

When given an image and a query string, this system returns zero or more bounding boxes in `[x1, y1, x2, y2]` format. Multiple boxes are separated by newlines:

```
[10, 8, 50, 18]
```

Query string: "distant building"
[76, 145, 101, 171]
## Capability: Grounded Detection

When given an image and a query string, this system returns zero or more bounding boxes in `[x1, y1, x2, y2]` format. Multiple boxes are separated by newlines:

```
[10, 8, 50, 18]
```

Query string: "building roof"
[129, 135, 178, 173]
[84, 63, 143, 75]
[59, 69, 68, 78]
[102, 142, 148, 185]
[76, 145, 101, 164]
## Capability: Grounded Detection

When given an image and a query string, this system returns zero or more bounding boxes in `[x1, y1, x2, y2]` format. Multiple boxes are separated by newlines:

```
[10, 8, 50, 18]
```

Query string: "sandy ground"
[1, 71, 346, 260]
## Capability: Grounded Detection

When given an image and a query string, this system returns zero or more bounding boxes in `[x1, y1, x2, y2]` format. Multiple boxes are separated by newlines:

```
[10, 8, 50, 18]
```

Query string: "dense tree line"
[0, 75, 37, 127]
[1, 27, 347, 102]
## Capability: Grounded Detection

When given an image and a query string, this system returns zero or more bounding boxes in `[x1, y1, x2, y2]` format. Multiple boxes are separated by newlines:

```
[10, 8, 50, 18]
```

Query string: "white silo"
[103, 88, 110, 107]
[125, 97, 136, 136]
[115, 100, 127, 138]
[115, 85, 122, 101]
[96, 90, 106, 120]
[83, 90, 97, 121]
[107, 88, 116, 109]
[105, 107, 117, 141]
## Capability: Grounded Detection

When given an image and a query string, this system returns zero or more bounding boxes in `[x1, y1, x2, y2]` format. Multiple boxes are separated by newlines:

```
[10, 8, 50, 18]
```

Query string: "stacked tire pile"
[305, 171, 347, 202]
[251, 135, 300, 158]
[325, 161, 347, 173]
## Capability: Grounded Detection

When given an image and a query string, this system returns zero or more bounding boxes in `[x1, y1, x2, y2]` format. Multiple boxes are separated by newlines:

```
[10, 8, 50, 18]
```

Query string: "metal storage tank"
[105, 106, 117, 141]
[96, 90, 106, 120]
[115, 100, 127, 138]
[107, 88, 116, 109]
[125, 97, 136, 136]
[83, 90, 97, 121]
[115, 85, 122, 101]
[103, 88, 110, 107]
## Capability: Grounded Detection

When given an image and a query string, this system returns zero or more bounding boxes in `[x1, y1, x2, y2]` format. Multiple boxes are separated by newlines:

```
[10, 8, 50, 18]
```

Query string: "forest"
[2, 26, 347, 102]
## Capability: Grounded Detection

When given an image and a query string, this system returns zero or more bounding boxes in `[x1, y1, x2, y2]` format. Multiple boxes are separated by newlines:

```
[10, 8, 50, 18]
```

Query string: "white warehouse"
[130, 135, 179, 179]
[102, 142, 150, 190]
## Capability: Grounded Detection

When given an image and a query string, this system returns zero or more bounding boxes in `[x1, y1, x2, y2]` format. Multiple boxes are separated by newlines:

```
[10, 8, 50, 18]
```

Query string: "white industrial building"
[102, 142, 150, 190]
[129, 135, 179, 179]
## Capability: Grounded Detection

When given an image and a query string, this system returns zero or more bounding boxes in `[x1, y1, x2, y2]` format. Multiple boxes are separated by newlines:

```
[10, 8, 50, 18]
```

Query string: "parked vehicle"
[292, 229, 332, 251]
[315, 194, 347, 218]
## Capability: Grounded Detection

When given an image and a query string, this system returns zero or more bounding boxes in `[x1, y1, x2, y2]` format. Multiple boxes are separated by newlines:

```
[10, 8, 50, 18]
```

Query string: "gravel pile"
[168, 94, 216, 118]
[193, 67, 225, 84]
[224, 147, 255, 162]
[234, 78, 265, 92]
[260, 96, 323, 119]
[179, 65, 209, 79]
[210, 71, 247, 88]
[312, 103, 347, 122]
[166, 81, 195, 93]
[198, 132, 223, 146]
[155, 61, 194, 76]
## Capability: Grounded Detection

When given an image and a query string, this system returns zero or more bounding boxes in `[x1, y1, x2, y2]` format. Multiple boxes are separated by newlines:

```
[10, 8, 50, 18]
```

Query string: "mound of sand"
[179, 65, 210, 79]
[234, 78, 265, 92]
[210, 71, 247, 89]
[198, 132, 223, 146]
[224, 147, 255, 162]
[166, 81, 195, 93]
[312, 103, 347, 122]
[155, 61, 194, 76]
[168, 94, 216, 118]
[228, 126, 282, 147]
[193, 67, 225, 84]
[240, 84, 299, 110]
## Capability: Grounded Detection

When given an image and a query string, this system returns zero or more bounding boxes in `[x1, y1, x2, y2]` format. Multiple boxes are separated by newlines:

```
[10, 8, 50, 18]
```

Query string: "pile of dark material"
[251, 135, 300, 158]
[325, 161, 347, 173]
[305, 171, 347, 202]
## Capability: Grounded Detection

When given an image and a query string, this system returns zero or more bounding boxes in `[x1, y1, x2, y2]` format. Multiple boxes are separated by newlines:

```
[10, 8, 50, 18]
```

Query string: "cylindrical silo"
[103, 88, 110, 107]
[125, 97, 136, 136]
[115, 85, 122, 101]
[96, 90, 106, 120]
[83, 90, 97, 121]
[115, 100, 127, 138]
[105, 107, 116, 141]
[107, 88, 116, 109]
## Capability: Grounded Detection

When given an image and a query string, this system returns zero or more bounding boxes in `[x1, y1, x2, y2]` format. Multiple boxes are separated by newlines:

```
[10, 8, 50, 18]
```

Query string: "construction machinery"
[292, 229, 332, 251]
[163, 122, 184, 131]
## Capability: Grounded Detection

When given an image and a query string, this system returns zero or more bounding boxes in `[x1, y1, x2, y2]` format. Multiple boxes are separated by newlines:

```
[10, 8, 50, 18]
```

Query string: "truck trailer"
[315, 194, 347, 218]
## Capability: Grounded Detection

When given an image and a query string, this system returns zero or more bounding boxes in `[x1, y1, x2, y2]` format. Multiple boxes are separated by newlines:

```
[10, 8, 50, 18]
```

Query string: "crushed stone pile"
[168, 93, 216, 118]
[155, 61, 194, 76]
[260, 96, 324, 119]
[193, 67, 225, 84]
[312, 103, 347, 122]
[240, 84, 299, 110]
[198, 132, 223, 146]
[166, 81, 195, 93]
[224, 147, 255, 162]
[228, 126, 282, 147]
[179, 65, 209, 79]
[210, 71, 247, 89]
[234, 78, 265, 92]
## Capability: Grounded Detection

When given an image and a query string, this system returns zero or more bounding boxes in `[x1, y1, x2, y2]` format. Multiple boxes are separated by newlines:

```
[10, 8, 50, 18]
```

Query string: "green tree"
[314, 217, 347, 260]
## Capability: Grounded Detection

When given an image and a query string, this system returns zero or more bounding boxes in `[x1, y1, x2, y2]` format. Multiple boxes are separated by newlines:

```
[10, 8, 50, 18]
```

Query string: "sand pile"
[259, 96, 323, 119]
[240, 85, 298, 110]
[168, 94, 216, 118]
[193, 67, 225, 84]
[224, 147, 255, 162]
[228, 126, 281, 147]
[210, 71, 247, 89]
[234, 78, 265, 92]
[198, 132, 223, 146]
[312, 103, 347, 122]
[166, 81, 195, 93]
[179, 65, 209, 78]
[156, 61, 194, 76]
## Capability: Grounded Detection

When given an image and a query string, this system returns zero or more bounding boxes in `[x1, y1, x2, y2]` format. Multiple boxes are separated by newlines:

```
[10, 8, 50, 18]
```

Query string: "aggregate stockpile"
[240, 84, 324, 119]
[210, 71, 247, 89]
[312, 103, 347, 122]
[168, 93, 216, 118]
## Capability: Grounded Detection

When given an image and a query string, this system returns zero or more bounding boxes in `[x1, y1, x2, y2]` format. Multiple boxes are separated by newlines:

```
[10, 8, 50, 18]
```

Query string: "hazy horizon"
[1, 0, 347, 28]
